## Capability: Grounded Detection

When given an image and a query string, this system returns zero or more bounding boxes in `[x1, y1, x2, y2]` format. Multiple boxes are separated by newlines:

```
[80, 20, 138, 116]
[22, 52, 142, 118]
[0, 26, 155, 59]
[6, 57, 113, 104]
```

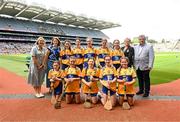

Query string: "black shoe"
[143, 93, 149, 97]
[97, 92, 102, 100]
[136, 91, 144, 95]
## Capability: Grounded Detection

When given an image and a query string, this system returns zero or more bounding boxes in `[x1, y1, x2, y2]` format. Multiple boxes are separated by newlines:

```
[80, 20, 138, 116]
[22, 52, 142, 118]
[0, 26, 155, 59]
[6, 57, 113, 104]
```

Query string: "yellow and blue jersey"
[99, 66, 117, 92]
[81, 68, 100, 94]
[117, 67, 136, 94]
[110, 49, 124, 65]
[73, 47, 84, 65]
[60, 49, 73, 65]
[63, 67, 81, 93]
[48, 69, 63, 95]
[96, 47, 110, 67]
[83, 47, 97, 68]
[83, 47, 96, 62]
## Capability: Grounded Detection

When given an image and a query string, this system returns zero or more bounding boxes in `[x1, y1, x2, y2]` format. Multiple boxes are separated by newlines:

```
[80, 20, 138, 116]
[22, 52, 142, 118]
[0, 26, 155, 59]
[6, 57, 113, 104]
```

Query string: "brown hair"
[53, 60, 60, 66]
[63, 40, 71, 51]
[51, 37, 61, 46]
[101, 38, 108, 43]
[76, 37, 81, 41]
[113, 39, 120, 49]
[104, 55, 111, 60]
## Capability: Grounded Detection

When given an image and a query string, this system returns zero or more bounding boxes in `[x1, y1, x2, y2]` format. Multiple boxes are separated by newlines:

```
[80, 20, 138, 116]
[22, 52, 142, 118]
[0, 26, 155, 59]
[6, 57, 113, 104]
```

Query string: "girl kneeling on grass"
[117, 57, 136, 107]
[99, 55, 117, 107]
[64, 56, 81, 104]
[48, 61, 63, 108]
[81, 58, 100, 104]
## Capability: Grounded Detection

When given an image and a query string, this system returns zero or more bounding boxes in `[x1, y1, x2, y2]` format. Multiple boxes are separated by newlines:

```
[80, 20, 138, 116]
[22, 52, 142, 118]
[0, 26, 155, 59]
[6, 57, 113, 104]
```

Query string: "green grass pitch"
[0, 52, 180, 85]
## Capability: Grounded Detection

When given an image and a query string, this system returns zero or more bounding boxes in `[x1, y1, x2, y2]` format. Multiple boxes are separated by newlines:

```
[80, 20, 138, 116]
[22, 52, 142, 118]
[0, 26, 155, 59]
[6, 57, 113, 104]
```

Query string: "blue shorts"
[102, 86, 116, 96]
[85, 93, 97, 97]
[62, 64, 69, 70]
[65, 92, 80, 95]
[118, 94, 134, 97]
[46, 60, 54, 88]
[54, 82, 63, 95]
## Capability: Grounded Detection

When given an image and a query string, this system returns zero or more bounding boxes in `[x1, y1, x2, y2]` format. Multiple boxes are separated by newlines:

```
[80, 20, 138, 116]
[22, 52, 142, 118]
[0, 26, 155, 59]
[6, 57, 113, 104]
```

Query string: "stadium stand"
[0, 0, 120, 54]
[0, 42, 33, 54]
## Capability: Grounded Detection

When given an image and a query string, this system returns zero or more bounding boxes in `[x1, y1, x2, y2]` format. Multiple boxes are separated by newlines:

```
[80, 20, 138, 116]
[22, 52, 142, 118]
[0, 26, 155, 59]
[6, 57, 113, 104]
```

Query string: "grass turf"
[150, 52, 180, 85]
[0, 54, 30, 77]
[0, 52, 180, 85]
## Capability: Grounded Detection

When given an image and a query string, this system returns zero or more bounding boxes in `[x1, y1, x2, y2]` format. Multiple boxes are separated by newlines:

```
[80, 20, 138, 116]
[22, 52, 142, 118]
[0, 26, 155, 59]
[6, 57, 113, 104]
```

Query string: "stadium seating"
[0, 16, 111, 54]
[0, 17, 107, 38]
[0, 42, 33, 54]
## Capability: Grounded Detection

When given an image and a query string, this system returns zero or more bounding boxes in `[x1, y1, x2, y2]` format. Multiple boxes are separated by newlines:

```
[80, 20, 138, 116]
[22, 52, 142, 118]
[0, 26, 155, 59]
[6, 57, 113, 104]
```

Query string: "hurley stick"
[104, 75, 113, 110]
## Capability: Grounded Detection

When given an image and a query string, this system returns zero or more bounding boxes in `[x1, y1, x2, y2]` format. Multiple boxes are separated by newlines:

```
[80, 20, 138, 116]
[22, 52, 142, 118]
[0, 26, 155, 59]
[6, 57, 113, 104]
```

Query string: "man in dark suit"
[134, 35, 155, 97]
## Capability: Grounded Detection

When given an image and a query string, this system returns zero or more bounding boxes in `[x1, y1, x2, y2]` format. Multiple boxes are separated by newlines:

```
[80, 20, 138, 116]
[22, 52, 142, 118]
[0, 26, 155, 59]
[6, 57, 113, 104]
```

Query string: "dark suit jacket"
[121, 46, 134, 67]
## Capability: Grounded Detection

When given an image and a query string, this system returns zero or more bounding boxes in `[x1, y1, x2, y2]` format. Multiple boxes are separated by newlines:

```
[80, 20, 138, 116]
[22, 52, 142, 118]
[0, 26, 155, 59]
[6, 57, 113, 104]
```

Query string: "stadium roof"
[0, 0, 121, 30]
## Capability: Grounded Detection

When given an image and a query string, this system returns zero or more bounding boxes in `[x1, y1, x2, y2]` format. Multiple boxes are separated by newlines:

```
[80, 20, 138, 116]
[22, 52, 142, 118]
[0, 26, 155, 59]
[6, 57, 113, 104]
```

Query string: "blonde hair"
[124, 38, 131, 42]
[120, 57, 129, 63]
[35, 37, 45, 45]
[86, 37, 93, 42]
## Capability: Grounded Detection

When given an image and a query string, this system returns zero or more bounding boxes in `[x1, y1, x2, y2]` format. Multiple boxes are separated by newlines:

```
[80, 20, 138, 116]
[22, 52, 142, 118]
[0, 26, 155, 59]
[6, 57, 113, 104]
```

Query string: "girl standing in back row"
[60, 40, 73, 70]
[110, 39, 124, 70]
[96, 38, 110, 68]
[73, 38, 84, 71]
[83, 37, 97, 68]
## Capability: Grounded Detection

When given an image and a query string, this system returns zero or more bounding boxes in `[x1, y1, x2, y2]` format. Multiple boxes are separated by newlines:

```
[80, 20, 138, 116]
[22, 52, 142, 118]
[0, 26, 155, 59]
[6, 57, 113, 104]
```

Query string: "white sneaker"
[116, 93, 119, 97]
[35, 93, 41, 98]
[39, 93, 45, 98]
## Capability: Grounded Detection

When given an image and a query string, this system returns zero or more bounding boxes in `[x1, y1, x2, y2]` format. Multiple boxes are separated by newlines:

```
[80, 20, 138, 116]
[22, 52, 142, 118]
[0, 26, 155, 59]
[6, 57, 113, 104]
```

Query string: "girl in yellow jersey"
[81, 58, 100, 104]
[99, 55, 117, 107]
[110, 39, 124, 70]
[73, 38, 84, 71]
[117, 57, 136, 106]
[96, 38, 110, 68]
[83, 37, 97, 68]
[48, 61, 63, 108]
[60, 40, 73, 70]
[64, 56, 81, 104]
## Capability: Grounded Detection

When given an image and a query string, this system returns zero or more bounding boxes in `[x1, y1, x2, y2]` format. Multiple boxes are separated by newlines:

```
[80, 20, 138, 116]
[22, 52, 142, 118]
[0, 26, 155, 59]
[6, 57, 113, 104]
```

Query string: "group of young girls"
[45, 37, 137, 109]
